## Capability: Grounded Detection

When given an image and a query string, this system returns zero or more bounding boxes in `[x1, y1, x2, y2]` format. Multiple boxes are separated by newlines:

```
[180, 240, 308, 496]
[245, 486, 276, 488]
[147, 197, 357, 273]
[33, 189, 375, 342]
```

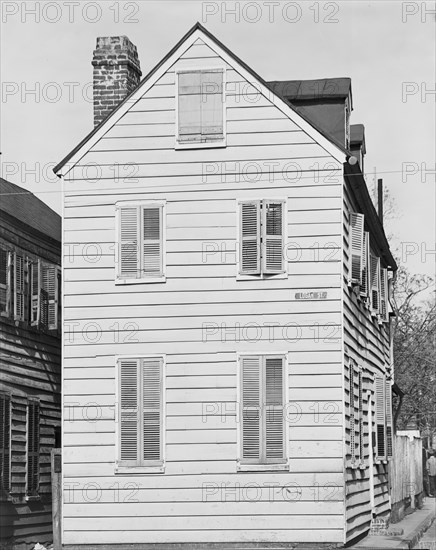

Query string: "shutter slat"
[240, 202, 260, 275]
[263, 202, 284, 275]
[142, 359, 162, 463]
[119, 207, 139, 278]
[241, 356, 261, 460]
[349, 213, 364, 284]
[265, 357, 284, 460]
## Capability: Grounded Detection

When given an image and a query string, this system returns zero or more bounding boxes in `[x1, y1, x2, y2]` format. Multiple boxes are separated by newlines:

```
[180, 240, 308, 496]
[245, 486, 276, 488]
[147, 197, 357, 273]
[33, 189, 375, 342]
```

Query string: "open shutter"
[119, 359, 139, 466]
[0, 395, 11, 493]
[14, 253, 24, 321]
[385, 379, 393, 459]
[360, 232, 370, 299]
[262, 201, 284, 275]
[0, 249, 9, 316]
[370, 254, 381, 314]
[379, 268, 389, 323]
[42, 264, 57, 330]
[30, 261, 41, 326]
[264, 356, 285, 462]
[240, 356, 261, 462]
[26, 400, 40, 497]
[240, 202, 260, 275]
[142, 207, 163, 278]
[358, 369, 365, 466]
[375, 376, 386, 461]
[349, 361, 356, 467]
[142, 358, 163, 464]
[119, 206, 139, 279]
[349, 213, 364, 284]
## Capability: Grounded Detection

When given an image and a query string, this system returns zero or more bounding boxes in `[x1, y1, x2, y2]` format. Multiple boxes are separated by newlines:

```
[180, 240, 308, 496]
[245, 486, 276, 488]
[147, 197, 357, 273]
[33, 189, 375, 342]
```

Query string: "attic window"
[177, 70, 224, 147]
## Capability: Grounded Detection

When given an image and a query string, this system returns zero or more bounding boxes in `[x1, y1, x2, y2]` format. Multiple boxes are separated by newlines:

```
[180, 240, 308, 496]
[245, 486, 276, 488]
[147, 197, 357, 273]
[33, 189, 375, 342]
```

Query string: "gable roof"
[0, 178, 61, 243]
[54, 22, 348, 175]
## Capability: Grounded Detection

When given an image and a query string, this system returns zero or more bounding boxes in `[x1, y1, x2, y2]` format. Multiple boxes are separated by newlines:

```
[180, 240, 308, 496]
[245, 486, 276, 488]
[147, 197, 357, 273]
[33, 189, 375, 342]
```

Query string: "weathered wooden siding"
[342, 183, 392, 543]
[0, 220, 61, 550]
[62, 38, 346, 546]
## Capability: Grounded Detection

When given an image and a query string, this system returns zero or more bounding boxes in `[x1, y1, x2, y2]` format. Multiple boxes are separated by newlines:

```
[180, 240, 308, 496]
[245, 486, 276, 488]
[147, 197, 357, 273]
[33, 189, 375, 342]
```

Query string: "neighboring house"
[54, 23, 397, 548]
[0, 178, 61, 549]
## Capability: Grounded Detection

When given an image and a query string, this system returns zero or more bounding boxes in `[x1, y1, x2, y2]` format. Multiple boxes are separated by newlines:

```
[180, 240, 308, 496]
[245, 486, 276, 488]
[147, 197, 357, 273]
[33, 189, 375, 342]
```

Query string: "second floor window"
[177, 70, 224, 145]
[116, 202, 165, 283]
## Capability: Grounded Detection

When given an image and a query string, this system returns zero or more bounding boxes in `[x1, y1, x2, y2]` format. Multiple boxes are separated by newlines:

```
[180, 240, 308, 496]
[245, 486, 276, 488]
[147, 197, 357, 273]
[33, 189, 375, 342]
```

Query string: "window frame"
[115, 354, 166, 474]
[236, 352, 289, 472]
[236, 198, 288, 281]
[115, 200, 166, 285]
[175, 67, 227, 150]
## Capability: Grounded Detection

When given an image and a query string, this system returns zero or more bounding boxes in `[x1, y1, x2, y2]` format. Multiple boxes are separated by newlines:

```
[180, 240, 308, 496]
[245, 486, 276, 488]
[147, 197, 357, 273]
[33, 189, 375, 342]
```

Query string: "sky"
[1, 0, 435, 278]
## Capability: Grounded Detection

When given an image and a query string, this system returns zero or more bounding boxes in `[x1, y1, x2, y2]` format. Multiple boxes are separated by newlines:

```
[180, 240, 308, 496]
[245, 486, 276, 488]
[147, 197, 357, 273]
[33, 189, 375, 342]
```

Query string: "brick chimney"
[92, 36, 142, 127]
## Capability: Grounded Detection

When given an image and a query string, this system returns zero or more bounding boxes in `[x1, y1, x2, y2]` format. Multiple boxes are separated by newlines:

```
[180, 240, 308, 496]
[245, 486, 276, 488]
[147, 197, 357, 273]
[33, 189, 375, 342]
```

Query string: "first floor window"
[26, 400, 40, 497]
[117, 203, 165, 282]
[239, 355, 286, 467]
[117, 357, 164, 470]
[0, 394, 11, 494]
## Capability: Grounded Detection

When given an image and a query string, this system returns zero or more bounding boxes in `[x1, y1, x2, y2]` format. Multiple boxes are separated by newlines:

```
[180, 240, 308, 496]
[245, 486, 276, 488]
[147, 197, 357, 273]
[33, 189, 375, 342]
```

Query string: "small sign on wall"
[294, 291, 328, 300]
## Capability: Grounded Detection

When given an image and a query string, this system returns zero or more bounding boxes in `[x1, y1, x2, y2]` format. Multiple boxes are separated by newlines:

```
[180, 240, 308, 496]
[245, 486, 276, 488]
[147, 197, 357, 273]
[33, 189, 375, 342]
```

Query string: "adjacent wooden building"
[0, 178, 61, 549]
[54, 23, 397, 548]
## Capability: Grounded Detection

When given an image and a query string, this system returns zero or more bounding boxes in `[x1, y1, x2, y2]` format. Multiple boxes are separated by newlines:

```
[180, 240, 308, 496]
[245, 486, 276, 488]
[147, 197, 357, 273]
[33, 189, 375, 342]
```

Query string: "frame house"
[54, 24, 397, 548]
[0, 178, 61, 549]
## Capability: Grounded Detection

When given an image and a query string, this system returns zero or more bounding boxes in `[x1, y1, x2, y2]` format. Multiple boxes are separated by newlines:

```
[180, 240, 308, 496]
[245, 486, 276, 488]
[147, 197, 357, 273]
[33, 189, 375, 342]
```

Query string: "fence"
[389, 432, 423, 522]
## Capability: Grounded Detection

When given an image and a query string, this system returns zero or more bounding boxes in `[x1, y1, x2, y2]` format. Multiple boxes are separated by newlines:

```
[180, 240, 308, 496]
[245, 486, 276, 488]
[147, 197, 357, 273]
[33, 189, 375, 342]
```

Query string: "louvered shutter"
[358, 369, 365, 466]
[119, 359, 139, 466]
[349, 361, 356, 467]
[119, 207, 139, 279]
[14, 253, 24, 321]
[30, 260, 40, 326]
[264, 357, 285, 461]
[262, 201, 284, 275]
[360, 232, 370, 299]
[142, 207, 162, 277]
[375, 376, 386, 461]
[26, 400, 40, 496]
[0, 395, 11, 493]
[42, 264, 57, 330]
[142, 358, 163, 464]
[240, 202, 260, 275]
[240, 356, 261, 462]
[370, 255, 381, 314]
[379, 268, 389, 323]
[385, 379, 393, 459]
[0, 249, 9, 315]
[349, 213, 364, 284]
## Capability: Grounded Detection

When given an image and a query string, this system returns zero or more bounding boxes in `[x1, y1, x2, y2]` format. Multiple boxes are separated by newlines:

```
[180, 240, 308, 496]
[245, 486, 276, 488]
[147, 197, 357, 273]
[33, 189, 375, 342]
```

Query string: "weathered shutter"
[385, 379, 393, 459]
[262, 201, 284, 275]
[360, 232, 370, 299]
[119, 359, 139, 466]
[14, 253, 24, 321]
[0, 395, 11, 493]
[26, 400, 40, 496]
[240, 202, 261, 275]
[349, 361, 356, 467]
[30, 261, 40, 326]
[375, 376, 386, 461]
[264, 356, 285, 462]
[200, 71, 223, 140]
[358, 369, 365, 466]
[370, 254, 381, 314]
[42, 264, 57, 330]
[142, 358, 163, 464]
[349, 213, 364, 284]
[379, 268, 389, 323]
[119, 207, 139, 279]
[0, 249, 9, 315]
[178, 72, 202, 142]
[240, 356, 261, 462]
[142, 207, 162, 277]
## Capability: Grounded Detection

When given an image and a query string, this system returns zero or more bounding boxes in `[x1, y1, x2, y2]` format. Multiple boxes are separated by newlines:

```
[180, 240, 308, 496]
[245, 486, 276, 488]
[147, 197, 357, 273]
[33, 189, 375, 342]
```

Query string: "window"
[26, 400, 40, 498]
[116, 356, 164, 472]
[0, 394, 11, 495]
[177, 70, 224, 146]
[348, 212, 364, 285]
[239, 200, 285, 277]
[116, 202, 165, 283]
[0, 248, 10, 316]
[238, 355, 287, 469]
